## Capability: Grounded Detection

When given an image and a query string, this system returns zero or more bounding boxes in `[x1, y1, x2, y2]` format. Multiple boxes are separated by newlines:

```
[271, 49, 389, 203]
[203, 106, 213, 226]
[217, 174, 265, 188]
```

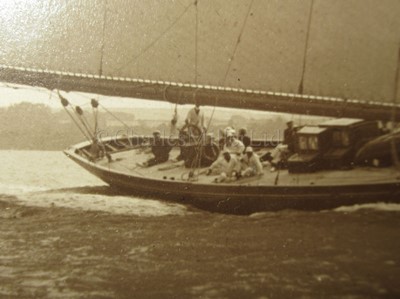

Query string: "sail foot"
[0, 65, 398, 122]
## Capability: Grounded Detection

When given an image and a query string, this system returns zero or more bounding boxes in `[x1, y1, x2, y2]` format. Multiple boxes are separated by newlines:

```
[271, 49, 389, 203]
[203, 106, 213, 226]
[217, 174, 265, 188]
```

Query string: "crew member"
[185, 102, 204, 130]
[240, 146, 263, 177]
[177, 133, 219, 168]
[223, 131, 245, 156]
[283, 121, 296, 154]
[260, 121, 296, 171]
[218, 126, 235, 150]
[140, 130, 172, 167]
[238, 128, 251, 151]
[206, 150, 241, 183]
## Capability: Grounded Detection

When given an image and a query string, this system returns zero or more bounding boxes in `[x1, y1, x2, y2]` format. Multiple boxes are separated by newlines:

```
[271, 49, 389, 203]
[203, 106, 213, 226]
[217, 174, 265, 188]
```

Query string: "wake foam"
[8, 192, 189, 217]
[0, 183, 50, 195]
[334, 202, 400, 213]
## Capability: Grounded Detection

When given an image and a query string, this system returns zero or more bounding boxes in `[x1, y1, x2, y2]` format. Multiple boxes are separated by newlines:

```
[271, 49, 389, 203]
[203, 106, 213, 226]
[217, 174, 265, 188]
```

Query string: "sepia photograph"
[0, 0, 399, 298]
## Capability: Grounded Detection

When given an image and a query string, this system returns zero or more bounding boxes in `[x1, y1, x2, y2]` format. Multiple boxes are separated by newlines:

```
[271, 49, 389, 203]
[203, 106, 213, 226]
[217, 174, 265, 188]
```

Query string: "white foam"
[13, 192, 189, 217]
[0, 183, 49, 195]
[334, 202, 400, 213]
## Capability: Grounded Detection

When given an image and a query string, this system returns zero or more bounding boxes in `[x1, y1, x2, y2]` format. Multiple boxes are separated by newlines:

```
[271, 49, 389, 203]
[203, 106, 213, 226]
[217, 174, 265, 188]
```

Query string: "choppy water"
[0, 150, 188, 216]
[1, 150, 400, 298]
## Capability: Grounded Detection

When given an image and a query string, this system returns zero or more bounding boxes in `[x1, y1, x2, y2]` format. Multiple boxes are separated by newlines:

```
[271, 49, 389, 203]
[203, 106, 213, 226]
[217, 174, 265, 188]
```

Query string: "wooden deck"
[97, 147, 400, 187]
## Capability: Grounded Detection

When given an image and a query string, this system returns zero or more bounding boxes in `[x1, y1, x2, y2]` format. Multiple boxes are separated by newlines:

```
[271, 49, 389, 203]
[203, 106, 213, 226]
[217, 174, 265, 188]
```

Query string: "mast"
[99, 0, 108, 76]
[194, 0, 198, 84]
[298, 0, 315, 95]
[390, 46, 400, 168]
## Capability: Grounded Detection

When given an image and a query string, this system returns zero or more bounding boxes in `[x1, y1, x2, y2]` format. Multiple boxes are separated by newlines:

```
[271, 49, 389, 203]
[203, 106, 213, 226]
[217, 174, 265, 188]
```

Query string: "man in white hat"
[223, 131, 245, 156]
[206, 149, 241, 183]
[240, 146, 263, 177]
[185, 101, 204, 130]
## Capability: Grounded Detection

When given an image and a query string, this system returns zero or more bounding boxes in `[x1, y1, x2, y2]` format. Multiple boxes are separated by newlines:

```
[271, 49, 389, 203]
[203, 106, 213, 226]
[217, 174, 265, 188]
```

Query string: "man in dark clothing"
[182, 134, 219, 168]
[238, 128, 251, 151]
[141, 130, 172, 167]
[283, 121, 296, 153]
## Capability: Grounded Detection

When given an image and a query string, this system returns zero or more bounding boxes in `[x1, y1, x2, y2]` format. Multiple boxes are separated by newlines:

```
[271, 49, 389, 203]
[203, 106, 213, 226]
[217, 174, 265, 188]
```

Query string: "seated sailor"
[260, 121, 297, 171]
[206, 150, 241, 183]
[261, 143, 289, 172]
[218, 126, 235, 150]
[240, 146, 263, 177]
[222, 130, 245, 156]
[140, 130, 172, 167]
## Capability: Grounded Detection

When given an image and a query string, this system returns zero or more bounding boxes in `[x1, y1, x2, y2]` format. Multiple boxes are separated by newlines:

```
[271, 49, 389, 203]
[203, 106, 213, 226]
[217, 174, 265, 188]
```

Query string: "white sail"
[0, 0, 400, 116]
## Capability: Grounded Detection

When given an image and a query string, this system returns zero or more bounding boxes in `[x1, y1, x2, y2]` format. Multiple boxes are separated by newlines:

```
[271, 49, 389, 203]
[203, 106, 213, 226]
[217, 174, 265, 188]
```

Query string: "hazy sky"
[0, 83, 171, 109]
[0, 83, 295, 123]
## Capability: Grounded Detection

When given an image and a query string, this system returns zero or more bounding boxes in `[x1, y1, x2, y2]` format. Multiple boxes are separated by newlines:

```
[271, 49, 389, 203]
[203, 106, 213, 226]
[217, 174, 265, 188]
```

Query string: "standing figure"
[238, 128, 251, 151]
[185, 102, 204, 131]
[283, 121, 296, 154]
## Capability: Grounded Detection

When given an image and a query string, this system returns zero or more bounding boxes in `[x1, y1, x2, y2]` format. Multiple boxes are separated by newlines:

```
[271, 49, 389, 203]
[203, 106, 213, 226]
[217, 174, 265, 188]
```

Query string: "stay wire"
[201, 0, 254, 160]
[81, 113, 95, 136]
[63, 106, 92, 142]
[222, 0, 254, 84]
[57, 91, 92, 141]
[72, 107, 96, 140]
[99, 103, 132, 130]
[115, 1, 194, 72]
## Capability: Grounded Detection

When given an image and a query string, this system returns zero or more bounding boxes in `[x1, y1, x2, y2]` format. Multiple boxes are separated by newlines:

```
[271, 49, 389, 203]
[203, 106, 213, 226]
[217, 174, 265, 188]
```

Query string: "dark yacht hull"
[64, 146, 400, 215]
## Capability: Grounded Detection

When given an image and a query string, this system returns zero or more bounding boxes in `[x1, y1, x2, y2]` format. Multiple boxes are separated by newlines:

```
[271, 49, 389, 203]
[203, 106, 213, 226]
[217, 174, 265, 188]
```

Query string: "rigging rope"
[165, 85, 179, 136]
[79, 108, 95, 135]
[99, 103, 132, 130]
[298, 0, 315, 94]
[92, 99, 99, 137]
[73, 106, 96, 140]
[222, 0, 254, 84]
[187, 0, 254, 179]
[115, 1, 194, 72]
[58, 92, 92, 142]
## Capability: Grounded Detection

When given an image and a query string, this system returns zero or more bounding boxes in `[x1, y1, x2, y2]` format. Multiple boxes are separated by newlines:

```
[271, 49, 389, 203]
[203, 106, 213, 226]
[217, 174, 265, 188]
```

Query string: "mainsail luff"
[1, 65, 398, 121]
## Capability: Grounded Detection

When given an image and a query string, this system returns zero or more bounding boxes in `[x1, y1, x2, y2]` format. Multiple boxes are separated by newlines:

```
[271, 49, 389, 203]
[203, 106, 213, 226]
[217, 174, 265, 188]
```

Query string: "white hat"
[245, 146, 254, 153]
[224, 126, 235, 136]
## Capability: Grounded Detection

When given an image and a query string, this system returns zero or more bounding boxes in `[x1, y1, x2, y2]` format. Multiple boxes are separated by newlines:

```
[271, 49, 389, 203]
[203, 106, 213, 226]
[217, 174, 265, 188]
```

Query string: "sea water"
[1, 150, 400, 298]
[0, 150, 188, 217]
